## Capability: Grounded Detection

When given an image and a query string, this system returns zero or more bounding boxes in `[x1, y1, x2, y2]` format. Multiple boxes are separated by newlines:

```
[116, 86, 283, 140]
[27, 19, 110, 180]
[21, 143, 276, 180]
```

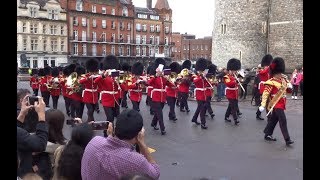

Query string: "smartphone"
[91, 121, 109, 130]
[163, 69, 171, 75]
[28, 96, 39, 105]
[66, 119, 76, 125]
[111, 71, 120, 77]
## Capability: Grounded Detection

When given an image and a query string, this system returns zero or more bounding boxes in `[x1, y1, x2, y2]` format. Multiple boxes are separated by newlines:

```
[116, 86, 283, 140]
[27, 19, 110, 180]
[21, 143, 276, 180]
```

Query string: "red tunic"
[223, 74, 238, 99]
[258, 66, 270, 94]
[49, 77, 61, 96]
[146, 76, 155, 97]
[94, 75, 120, 107]
[178, 78, 190, 93]
[148, 76, 174, 103]
[128, 77, 143, 102]
[30, 76, 39, 89]
[79, 73, 99, 104]
[39, 76, 51, 92]
[193, 75, 209, 101]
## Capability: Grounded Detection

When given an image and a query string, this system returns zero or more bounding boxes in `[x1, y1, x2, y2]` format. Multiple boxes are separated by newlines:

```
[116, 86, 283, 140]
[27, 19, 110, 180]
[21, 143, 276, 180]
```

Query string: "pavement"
[17, 81, 303, 180]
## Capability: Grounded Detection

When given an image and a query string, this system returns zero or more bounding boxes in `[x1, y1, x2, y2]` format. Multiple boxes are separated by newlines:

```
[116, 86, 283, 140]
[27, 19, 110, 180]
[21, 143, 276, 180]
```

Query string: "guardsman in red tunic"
[204, 63, 217, 119]
[39, 66, 52, 107]
[94, 55, 120, 124]
[178, 60, 192, 113]
[128, 62, 145, 112]
[68, 66, 85, 119]
[79, 59, 99, 122]
[145, 66, 154, 115]
[256, 54, 273, 120]
[29, 69, 39, 96]
[166, 62, 181, 121]
[120, 63, 131, 108]
[148, 58, 174, 135]
[61, 65, 75, 116]
[191, 58, 209, 129]
[223, 58, 242, 125]
[259, 57, 294, 146]
[49, 67, 61, 109]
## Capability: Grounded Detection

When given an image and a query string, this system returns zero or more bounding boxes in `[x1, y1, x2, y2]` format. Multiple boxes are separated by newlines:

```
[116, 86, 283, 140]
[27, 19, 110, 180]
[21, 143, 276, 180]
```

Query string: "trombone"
[233, 72, 245, 92]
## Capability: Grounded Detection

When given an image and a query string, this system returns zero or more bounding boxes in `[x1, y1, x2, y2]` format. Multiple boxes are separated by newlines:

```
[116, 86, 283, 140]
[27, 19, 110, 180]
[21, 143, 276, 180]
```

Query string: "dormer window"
[29, 7, 37, 18]
[76, 0, 83, 11]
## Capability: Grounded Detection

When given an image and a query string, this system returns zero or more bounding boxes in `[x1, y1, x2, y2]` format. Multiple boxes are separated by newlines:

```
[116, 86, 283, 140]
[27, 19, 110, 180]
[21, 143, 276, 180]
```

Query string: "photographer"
[17, 95, 48, 177]
[81, 109, 160, 180]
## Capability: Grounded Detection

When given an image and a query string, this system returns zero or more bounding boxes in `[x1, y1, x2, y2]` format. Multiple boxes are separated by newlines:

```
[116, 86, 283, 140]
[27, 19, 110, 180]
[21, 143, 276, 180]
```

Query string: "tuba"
[66, 72, 82, 95]
[169, 72, 178, 84]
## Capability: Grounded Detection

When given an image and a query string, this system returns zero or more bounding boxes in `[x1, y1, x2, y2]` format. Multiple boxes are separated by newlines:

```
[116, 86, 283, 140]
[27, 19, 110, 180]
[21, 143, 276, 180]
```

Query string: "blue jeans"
[217, 83, 225, 100]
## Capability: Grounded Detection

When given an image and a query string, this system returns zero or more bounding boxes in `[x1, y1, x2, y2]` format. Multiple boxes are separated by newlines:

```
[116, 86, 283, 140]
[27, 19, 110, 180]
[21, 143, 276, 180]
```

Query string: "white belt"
[82, 88, 98, 97]
[129, 89, 142, 93]
[146, 86, 153, 93]
[258, 81, 265, 90]
[271, 94, 286, 98]
[151, 88, 165, 98]
[194, 88, 206, 97]
[99, 91, 118, 100]
[225, 87, 238, 95]
[32, 83, 38, 84]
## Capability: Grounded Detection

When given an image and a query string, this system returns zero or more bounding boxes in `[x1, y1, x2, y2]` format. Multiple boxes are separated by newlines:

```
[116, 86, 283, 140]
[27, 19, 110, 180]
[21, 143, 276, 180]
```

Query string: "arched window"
[122, 6, 128, 16]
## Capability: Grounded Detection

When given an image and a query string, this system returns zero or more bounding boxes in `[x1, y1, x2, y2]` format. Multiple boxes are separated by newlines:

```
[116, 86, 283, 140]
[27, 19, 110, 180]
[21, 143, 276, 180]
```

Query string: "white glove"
[287, 83, 293, 89]
[259, 106, 265, 112]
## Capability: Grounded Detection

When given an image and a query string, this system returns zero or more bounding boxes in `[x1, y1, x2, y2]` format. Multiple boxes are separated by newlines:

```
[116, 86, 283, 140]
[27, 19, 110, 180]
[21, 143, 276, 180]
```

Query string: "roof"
[135, 7, 158, 15]
[155, 0, 170, 10]
[20, 0, 49, 7]
[119, 0, 130, 5]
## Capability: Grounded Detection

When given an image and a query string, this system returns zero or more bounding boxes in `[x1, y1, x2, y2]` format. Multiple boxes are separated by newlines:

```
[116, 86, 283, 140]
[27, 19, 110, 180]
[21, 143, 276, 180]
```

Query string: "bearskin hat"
[38, 68, 45, 76]
[75, 66, 86, 76]
[195, 58, 208, 72]
[51, 67, 59, 77]
[85, 58, 99, 72]
[154, 58, 166, 67]
[261, 54, 273, 67]
[269, 57, 285, 75]
[131, 62, 144, 76]
[43, 66, 52, 76]
[227, 58, 241, 71]
[121, 63, 131, 72]
[182, 60, 192, 70]
[207, 64, 217, 76]
[31, 69, 38, 76]
[206, 60, 213, 67]
[103, 55, 119, 70]
[62, 66, 70, 76]
[169, 62, 181, 74]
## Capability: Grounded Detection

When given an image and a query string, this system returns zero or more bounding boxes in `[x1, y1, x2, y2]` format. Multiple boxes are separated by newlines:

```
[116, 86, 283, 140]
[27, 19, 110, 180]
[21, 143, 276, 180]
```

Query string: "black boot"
[224, 117, 231, 122]
[234, 119, 240, 125]
[286, 139, 294, 146]
[201, 124, 208, 129]
[256, 115, 264, 120]
[264, 135, 277, 141]
[161, 130, 166, 135]
[151, 124, 159, 130]
[210, 113, 215, 119]
[191, 119, 200, 125]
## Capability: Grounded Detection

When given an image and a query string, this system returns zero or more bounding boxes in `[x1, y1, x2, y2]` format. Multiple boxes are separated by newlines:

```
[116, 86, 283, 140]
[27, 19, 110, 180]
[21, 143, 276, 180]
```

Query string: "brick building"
[171, 32, 212, 62]
[17, 0, 68, 68]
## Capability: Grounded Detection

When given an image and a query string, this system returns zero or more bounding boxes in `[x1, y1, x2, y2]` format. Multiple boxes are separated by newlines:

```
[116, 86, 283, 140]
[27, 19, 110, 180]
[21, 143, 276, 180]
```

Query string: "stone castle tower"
[212, 0, 303, 71]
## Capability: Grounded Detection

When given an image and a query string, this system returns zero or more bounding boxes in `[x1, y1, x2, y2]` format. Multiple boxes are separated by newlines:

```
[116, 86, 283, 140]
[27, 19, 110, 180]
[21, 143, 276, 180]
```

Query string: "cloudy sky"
[132, 0, 216, 39]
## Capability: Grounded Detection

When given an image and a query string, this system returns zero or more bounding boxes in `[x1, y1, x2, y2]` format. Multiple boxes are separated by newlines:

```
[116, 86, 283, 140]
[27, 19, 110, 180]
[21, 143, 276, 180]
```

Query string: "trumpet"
[118, 72, 130, 84]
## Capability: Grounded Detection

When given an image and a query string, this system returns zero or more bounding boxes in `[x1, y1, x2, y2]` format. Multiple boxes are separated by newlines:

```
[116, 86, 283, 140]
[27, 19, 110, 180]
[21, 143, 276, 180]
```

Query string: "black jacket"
[17, 121, 48, 177]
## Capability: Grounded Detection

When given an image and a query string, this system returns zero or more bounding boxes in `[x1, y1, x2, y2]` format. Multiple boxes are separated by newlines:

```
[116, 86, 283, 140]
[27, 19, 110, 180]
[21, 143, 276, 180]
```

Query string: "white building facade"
[17, 0, 68, 68]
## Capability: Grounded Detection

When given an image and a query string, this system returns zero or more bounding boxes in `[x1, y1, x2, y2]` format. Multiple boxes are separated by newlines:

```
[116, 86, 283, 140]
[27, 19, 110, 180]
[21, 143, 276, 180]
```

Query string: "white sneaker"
[295, 96, 297, 99]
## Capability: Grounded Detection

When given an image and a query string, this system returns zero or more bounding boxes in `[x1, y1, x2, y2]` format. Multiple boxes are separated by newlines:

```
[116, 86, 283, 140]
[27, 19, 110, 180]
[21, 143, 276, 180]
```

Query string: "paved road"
[18, 81, 303, 180]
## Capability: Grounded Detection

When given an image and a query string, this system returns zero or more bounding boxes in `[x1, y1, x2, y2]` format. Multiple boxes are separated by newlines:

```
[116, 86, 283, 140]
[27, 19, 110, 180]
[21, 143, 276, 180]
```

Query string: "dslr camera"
[28, 96, 39, 105]
[91, 121, 109, 130]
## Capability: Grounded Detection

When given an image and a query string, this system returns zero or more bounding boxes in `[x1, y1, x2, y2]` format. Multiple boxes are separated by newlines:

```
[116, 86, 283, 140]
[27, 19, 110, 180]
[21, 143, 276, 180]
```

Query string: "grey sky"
[132, 0, 215, 39]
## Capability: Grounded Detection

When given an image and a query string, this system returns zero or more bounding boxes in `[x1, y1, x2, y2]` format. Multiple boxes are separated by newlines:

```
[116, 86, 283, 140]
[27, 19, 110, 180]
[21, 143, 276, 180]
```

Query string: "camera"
[91, 121, 109, 130]
[66, 119, 76, 125]
[163, 69, 171, 75]
[28, 96, 39, 105]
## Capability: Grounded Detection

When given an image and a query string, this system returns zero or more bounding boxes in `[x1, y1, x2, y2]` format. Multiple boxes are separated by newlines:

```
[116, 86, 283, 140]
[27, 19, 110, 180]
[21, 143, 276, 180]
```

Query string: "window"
[32, 57, 38, 68]
[43, 40, 47, 51]
[127, 23, 131, 30]
[92, 19, 96, 27]
[73, 43, 78, 55]
[111, 21, 115, 29]
[120, 22, 124, 30]
[165, 14, 169, 21]
[164, 47, 168, 56]
[50, 25, 57, 35]
[51, 57, 56, 67]
[92, 5, 96, 13]
[60, 26, 64, 35]
[150, 36, 154, 44]
[136, 23, 141, 31]
[102, 45, 106, 56]
[48, 9, 58, 20]
[165, 26, 169, 33]
[136, 35, 140, 44]
[73, 30, 78, 40]
[149, 46, 154, 56]
[119, 45, 123, 56]
[29, 7, 37, 18]
[76, 0, 83, 11]
[92, 32, 96, 42]
[111, 45, 115, 55]
[142, 24, 147, 32]
[119, 34, 123, 43]
[201, 45, 203, 50]
[111, 33, 115, 42]
[31, 38, 38, 51]
[61, 40, 64, 52]
[192, 45, 195, 50]
[102, 7, 106, 14]
[73, 17, 78, 26]
[205, 45, 208, 50]
[22, 22, 26, 32]
[82, 44, 87, 55]
[142, 35, 146, 44]
[150, 15, 159, 20]
[126, 45, 130, 56]
[155, 36, 160, 45]
[122, 7, 128, 16]
[82, 31, 86, 41]
[30, 23, 38, 34]
[136, 46, 140, 56]
[43, 57, 49, 66]
[184, 45, 186, 50]
[23, 38, 27, 51]
[165, 37, 168, 45]
[92, 45, 97, 56]
[150, 25, 154, 32]
[142, 46, 146, 56]
[51, 39, 57, 52]
[111, 8, 115, 15]
[82, 18, 86, 26]
[156, 25, 160, 32]
[102, 20, 106, 28]
[101, 33, 106, 42]
[138, 14, 147, 19]
[127, 34, 130, 43]
[221, 24, 226, 34]
[155, 47, 159, 54]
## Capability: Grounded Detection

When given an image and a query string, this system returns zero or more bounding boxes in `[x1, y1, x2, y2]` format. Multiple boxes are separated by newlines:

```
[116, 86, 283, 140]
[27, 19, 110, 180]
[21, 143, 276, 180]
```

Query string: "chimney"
[147, 0, 152, 9]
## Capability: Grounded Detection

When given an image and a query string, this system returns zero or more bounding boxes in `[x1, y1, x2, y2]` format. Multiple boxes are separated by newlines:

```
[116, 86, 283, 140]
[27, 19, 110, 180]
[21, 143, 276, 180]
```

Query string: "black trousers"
[292, 85, 299, 96]
[131, 101, 140, 112]
[85, 103, 97, 122]
[191, 100, 207, 125]
[103, 104, 119, 123]
[300, 81, 303, 96]
[121, 91, 128, 107]
[41, 91, 50, 107]
[263, 108, 290, 141]
[51, 95, 59, 109]
[176, 91, 181, 106]
[70, 99, 84, 119]
[167, 96, 177, 119]
[240, 84, 248, 99]
[32, 89, 39, 96]
[63, 96, 71, 115]
[254, 88, 261, 106]
[151, 102, 165, 131]
[147, 96, 153, 113]
[95, 102, 100, 111]
[225, 99, 238, 120]
[180, 92, 189, 110]
[205, 96, 213, 115]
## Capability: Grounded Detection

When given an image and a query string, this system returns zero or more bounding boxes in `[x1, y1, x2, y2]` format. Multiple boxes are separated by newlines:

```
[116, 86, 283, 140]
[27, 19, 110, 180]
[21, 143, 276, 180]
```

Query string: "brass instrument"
[119, 72, 130, 84]
[266, 77, 287, 116]
[168, 72, 178, 84]
[179, 68, 190, 77]
[233, 73, 246, 92]
[66, 72, 82, 95]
